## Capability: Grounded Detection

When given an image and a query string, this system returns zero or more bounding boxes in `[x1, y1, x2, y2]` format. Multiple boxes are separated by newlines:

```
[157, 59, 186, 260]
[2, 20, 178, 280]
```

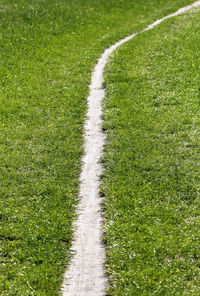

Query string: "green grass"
[0, 0, 198, 295]
[102, 7, 200, 296]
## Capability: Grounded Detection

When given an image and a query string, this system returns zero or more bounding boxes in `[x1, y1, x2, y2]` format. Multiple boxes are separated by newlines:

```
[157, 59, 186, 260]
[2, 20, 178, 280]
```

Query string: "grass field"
[0, 0, 198, 295]
[102, 6, 200, 296]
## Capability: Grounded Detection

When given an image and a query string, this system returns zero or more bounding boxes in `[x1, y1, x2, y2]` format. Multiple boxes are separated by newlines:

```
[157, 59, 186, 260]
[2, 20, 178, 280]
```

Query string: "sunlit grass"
[102, 7, 200, 296]
[0, 0, 197, 294]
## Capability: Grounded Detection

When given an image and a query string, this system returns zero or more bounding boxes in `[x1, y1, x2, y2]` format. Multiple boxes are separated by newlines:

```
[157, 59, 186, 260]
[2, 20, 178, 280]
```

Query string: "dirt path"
[61, 1, 200, 295]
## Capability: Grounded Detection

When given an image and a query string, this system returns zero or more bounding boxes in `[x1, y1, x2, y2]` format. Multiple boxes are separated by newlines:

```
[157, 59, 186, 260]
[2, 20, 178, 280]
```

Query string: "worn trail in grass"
[102, 5, 200, 296]
[0, 0, 198, 295]
[62, 2, 200, 295]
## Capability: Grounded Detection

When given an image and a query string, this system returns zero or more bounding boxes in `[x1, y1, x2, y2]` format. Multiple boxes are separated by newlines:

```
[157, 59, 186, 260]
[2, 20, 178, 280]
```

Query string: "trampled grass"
[0, 0, 198, 295]
[102, 7, 200, 296]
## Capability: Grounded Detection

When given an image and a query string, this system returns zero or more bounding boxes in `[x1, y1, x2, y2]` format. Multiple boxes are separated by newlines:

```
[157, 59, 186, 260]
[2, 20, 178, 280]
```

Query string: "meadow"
[0, 0, 198, 295]
[102, 6, 200, 296]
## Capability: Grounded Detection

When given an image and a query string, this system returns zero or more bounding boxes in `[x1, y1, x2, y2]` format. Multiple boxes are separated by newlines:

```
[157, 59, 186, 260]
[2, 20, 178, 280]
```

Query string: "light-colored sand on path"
[61, 1, 200, 295]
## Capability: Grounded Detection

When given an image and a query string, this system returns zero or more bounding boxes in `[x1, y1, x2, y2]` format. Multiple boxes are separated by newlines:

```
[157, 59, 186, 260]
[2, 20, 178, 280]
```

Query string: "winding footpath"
[62, 1, 200, 295]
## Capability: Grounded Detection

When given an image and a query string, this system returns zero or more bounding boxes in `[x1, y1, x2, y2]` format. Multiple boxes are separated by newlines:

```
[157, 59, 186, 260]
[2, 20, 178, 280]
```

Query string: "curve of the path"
[62, 1, 200, 295]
